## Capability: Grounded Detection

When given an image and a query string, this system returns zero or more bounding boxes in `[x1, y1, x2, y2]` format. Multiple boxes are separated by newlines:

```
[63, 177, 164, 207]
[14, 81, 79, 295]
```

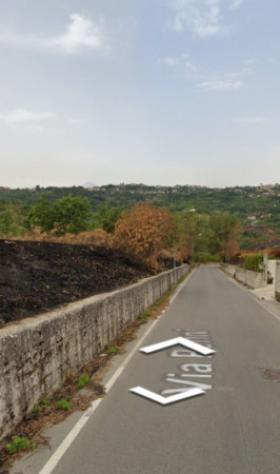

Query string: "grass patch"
[137, 309, 150, 324]
[107, 345, 119, 355]
[77, 374, 90, 390]
[40, 398, 51, 407]
[32, 398, 51, 416]
[56, 399, 72, 411]
[5, 436, 36, 455]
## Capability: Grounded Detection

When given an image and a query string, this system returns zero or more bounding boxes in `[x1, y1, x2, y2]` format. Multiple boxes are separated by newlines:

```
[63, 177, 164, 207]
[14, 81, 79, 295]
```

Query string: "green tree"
[94, 204, 123, 233]
[26, 196, 55, 232]
[27, 195, 92, 235]
[0, 207, 22, 236]
[0, 208, 14, 235]
[176, 211, 213, 257]
[0, 205, 24, 237]
[175, 210, 241, 261]
[53, 196, 92, 235]
[209, 213, 241, 257]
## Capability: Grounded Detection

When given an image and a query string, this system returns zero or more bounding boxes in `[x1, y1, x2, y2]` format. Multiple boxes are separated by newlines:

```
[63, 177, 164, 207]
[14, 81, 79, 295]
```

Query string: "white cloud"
[51, 14, 103, 54]
[233, 115, 268, 124]
[198, 73, 244, 90]
[0, 109, 55, 123]
[229, 0, 244, 10]
[0, 13, 103, 54]
[160, 54, 246, 91]
[171, 0, 222, 37]
[169, 0, 244, 37]
[159, 53, 197, 74]
[160, 56, 183, 66]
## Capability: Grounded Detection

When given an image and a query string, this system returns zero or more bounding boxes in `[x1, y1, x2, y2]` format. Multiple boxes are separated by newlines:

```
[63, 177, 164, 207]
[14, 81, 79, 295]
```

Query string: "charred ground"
[0, 240, 150, 324]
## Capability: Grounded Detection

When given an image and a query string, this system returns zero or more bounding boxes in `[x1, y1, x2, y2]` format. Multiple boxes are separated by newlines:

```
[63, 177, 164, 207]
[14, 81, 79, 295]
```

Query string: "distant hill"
[0, 183, 279, 249]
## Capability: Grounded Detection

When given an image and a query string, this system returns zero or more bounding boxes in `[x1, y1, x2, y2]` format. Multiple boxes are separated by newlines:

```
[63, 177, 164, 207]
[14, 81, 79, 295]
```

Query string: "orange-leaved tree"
[223, 238, 240, 259]
[113, 203, 176, 270]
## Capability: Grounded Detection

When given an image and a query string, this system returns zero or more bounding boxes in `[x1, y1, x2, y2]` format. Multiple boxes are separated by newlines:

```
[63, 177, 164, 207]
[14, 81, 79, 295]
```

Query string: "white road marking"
[140, 336, 215, 356]
[130, 386, 204, 405]
[165, 377, 212, 391]
[38, 271, 193, 474]
[170, 348, 210, 358]
[180, 374, 211, 378]
[169, 271, 194, 303]
[38, 317, 160, 474]
[181, 363, 213, 373]
[164, 334, 214, 395]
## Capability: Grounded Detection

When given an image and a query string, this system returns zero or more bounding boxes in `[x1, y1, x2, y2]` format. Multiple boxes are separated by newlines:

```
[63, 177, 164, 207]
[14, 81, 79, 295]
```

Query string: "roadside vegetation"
[0, 183, 279, 249]
[1, 192, 278, 325]
[0, 193, 247, 325]
[0, 194, 243, 268]
[0, 363, 105, 466]
[242, 254, 264, 272]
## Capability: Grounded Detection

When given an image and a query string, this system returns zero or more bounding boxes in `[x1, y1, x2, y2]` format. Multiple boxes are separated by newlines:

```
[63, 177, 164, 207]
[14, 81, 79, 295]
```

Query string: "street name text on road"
[130, 335, 215, 405]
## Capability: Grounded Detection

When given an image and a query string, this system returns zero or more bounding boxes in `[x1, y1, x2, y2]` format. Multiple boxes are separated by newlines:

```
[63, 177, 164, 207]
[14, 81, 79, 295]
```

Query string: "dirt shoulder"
[0, 240, 150, 324]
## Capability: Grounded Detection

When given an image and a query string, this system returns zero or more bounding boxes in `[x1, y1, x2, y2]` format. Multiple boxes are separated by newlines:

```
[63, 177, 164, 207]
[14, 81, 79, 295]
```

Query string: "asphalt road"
[32, 267, 280, 473]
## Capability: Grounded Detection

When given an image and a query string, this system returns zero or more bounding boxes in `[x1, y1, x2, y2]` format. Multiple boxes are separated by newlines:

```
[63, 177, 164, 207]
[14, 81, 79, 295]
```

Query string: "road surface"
[16, 267, 280, 473]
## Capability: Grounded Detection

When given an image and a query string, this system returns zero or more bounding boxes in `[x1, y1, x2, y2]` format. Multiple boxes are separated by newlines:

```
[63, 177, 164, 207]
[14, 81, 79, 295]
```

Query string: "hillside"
[0, 183, 280, 248]
[0, 240, 149, 324]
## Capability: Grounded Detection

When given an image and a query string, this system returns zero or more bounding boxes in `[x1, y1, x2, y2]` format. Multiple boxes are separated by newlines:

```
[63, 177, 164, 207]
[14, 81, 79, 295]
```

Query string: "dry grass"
[14, 229, 112, 247]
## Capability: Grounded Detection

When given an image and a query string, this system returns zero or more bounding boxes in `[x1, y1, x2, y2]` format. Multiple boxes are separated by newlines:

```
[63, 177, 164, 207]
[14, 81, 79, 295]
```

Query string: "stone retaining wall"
[0, 265, 188, 439]
[222, 264, 266, 289]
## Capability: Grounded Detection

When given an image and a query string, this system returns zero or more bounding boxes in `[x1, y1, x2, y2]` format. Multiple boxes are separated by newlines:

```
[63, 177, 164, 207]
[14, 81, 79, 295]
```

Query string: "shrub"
[113, 203, 176, 270]
[32, 398, 51, 415]
[243, 254, 263, 272]
[5, 436, 35, 455]
[107, 345, 119, 355]
[193, 253, 221, 263]
[56, 399, 72, 411]
[77, 374, 90, 390]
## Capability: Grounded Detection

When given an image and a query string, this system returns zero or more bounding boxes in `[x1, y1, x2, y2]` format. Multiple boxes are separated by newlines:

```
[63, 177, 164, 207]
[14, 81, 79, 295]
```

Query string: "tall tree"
[113, 203, 175, 269]
[27, 195, 92, 235]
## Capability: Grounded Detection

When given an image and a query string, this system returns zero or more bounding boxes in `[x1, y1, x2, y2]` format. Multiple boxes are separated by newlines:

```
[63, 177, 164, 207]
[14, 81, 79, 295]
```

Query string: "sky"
[0, 0, 279, 188]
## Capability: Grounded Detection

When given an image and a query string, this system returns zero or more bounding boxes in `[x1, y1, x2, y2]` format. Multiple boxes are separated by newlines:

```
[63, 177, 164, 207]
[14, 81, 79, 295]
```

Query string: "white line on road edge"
[130, 386, 204, 405]
[38, 271, 193, 474]
[140, 336, 215, 356]
[169, 270, 194, 304]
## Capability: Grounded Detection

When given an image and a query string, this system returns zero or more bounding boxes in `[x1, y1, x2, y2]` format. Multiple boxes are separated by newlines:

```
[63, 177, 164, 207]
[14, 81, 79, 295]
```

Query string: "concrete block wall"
[223, 264, 266, 289]
[235, 268, 266, 289]
[267, 260, 277, 283]
[275, 261, 280, 301]
[0, 265, 188, 440]
[222, 264, 236, 278]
